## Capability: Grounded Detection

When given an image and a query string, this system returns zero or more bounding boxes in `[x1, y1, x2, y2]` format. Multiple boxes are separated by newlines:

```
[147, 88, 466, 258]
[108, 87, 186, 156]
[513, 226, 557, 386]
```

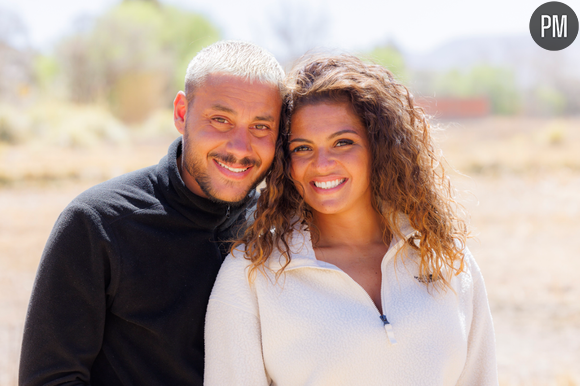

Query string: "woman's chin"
[307, 200, 350, 216]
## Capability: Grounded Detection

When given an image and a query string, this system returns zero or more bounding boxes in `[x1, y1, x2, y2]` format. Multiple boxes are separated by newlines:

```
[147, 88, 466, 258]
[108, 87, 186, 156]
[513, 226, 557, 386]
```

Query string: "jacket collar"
[266, 214, 417, 272]
[156, 137, 255, 231]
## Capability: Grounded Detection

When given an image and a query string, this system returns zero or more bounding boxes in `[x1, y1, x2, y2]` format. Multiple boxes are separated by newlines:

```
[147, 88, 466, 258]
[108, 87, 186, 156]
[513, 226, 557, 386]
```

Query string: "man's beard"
[182, 141, 267, 206]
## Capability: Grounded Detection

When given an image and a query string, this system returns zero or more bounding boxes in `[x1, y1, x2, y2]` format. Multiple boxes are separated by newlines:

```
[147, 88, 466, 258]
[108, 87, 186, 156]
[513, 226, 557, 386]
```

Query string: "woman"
[204, 54, 498, 385]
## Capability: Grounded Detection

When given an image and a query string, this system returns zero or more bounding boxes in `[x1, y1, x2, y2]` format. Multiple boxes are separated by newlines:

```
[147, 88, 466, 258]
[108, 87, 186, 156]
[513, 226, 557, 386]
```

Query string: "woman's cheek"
[289, 161, 306, 198]
[289, 157, 302, 180]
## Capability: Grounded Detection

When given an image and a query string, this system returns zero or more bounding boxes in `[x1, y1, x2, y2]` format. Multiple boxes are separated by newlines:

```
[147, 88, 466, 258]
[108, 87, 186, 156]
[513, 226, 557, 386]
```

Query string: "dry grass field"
[1, 116, 579, 385]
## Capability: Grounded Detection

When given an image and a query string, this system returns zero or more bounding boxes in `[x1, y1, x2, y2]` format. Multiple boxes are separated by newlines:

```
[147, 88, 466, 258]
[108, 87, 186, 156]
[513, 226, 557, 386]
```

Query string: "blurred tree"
[0, 6, 28, 49]
[34, 54, 60, 94]
[123, 0, 160, 5]
[261, 0, 330, 68]
[0, 7, 33, 104]
[527, 85, 567, 116]
[367, 44, 408, 83]
[432, 65, 520, 115]
[158, 6, 220, 92]
[56, 1, 219, 123]
[555, 79, 580, 115]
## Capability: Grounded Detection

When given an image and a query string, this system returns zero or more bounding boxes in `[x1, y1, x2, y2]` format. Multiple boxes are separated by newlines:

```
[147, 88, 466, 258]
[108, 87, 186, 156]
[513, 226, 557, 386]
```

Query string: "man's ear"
[173, 91, 188, 134]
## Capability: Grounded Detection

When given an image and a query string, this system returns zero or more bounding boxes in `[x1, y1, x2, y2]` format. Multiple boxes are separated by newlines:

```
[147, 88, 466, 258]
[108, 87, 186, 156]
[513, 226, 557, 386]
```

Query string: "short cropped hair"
[184, 40, 284, 103]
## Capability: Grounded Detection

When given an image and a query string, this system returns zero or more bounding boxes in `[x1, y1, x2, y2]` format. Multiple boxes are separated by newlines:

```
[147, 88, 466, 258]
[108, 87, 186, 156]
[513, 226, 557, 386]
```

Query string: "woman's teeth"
[313, 179, 345, 189]
[217, 161, 249, 173]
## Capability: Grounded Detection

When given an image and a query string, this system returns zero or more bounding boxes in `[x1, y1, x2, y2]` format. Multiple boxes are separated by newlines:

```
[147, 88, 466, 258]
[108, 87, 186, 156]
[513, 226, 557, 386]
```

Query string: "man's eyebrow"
[289, 129, 361, 144]
[210, 104, 236, 114]
[209, 105, 275, 122]
[254, 114, 276, 122]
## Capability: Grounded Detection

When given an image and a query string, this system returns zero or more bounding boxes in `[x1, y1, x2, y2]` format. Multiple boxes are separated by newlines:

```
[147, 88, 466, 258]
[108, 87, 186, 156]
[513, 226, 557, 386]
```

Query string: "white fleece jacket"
[204, 221, 498, 386]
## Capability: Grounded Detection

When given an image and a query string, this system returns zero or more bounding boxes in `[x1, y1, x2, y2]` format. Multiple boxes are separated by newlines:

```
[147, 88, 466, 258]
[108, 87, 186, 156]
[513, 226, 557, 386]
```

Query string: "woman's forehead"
[289, 102, 366, 140]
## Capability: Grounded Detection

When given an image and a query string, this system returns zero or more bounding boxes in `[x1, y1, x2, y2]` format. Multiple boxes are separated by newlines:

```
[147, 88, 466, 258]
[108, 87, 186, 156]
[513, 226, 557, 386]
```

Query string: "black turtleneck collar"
[155, 137, 255, 231]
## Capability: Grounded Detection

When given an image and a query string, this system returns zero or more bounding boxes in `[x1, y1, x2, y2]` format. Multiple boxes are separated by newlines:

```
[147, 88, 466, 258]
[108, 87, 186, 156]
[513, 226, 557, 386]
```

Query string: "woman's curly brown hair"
[233, 53, 469, 290]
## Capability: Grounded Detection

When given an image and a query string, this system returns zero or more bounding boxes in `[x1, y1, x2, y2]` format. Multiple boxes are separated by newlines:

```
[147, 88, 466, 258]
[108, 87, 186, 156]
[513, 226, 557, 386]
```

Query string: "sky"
[1, 0, 578, 57]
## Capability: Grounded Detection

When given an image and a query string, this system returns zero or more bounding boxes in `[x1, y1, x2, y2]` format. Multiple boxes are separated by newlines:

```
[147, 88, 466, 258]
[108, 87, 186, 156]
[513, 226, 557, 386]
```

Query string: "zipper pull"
[380, 315, 397, 345]
[226, 205, 230, 219]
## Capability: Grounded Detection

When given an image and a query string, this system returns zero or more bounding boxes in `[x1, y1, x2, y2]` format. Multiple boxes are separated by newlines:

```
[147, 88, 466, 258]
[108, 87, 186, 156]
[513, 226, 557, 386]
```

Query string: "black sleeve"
[19, 203, 115, 386]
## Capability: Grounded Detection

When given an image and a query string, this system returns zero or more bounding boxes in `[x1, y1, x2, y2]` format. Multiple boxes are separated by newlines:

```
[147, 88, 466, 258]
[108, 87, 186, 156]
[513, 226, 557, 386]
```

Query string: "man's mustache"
[210, 152, 260, 168]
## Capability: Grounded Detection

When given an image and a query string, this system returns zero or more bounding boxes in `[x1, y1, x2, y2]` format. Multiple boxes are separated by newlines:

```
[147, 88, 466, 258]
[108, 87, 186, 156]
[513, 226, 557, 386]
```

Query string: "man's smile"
[216, 160, 251, 173]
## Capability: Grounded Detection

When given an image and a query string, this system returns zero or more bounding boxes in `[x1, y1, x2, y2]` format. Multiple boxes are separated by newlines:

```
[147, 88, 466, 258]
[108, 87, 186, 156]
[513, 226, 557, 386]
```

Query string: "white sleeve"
[204, 253, 271, 386]
[456, 250, 499, 385]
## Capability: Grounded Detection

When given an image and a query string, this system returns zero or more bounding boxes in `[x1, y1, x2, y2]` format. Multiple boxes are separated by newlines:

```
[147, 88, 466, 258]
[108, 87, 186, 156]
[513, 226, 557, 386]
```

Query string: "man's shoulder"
[68, 165, 163, 223]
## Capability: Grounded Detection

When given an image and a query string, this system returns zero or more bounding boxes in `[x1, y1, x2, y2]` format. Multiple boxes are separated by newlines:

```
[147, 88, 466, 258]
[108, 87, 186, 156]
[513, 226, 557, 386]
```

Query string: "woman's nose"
[312, 149, 337, 171]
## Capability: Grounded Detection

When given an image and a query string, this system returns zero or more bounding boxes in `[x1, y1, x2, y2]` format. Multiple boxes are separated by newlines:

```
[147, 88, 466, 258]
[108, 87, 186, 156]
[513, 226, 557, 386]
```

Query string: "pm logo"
[530, 2, 578, 50]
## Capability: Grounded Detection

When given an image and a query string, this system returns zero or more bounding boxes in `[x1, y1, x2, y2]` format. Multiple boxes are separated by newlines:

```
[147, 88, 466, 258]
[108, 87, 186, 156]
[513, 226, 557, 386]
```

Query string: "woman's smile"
[311, 177, 347, 191]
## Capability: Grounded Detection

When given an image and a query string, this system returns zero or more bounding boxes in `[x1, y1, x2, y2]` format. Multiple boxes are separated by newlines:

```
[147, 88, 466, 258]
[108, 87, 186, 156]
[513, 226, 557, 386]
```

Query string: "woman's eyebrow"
[289, 138, 313, 144]
[328, 129, 360, 140]
[289, 129, 360, 144]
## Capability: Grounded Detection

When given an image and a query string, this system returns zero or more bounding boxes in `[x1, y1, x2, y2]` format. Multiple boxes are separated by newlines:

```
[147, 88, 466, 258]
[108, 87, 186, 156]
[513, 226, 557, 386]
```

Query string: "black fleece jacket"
[19, 137, 254, 386]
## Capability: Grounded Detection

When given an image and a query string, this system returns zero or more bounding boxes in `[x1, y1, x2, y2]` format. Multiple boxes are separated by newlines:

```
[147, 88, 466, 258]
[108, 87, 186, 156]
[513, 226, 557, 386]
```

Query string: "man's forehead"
[202, 102, 279, 123]
[202, 72, 279, 91]
[194, 75, 282, 115]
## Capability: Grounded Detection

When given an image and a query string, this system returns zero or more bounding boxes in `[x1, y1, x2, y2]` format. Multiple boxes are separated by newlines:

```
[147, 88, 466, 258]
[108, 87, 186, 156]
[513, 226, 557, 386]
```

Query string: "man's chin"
[198, 180, 257, 206]
[207, 192, 251, 206]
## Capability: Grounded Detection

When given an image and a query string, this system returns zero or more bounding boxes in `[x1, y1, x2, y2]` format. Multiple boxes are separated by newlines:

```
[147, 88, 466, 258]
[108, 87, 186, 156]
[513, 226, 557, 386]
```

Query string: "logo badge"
[530, 1, 578, 50]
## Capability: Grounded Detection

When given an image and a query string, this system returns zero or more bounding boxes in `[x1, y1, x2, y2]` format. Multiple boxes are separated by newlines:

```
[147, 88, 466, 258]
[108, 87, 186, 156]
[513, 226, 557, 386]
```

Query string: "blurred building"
[416, 97, 491, 119]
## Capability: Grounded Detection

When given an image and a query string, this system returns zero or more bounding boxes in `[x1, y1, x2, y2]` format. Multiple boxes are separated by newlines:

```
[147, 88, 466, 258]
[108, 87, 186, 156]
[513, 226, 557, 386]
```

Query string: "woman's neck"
[312, 204, 387, 249]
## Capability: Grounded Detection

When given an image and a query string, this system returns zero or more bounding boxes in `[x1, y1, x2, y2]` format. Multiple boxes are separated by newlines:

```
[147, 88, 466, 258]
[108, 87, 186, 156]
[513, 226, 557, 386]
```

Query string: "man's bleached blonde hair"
[184, 40, 285, 103]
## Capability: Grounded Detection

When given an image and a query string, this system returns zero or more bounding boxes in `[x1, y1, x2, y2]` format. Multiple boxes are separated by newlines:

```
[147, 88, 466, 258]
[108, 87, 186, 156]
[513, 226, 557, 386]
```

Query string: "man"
[19, 40, 284, 385]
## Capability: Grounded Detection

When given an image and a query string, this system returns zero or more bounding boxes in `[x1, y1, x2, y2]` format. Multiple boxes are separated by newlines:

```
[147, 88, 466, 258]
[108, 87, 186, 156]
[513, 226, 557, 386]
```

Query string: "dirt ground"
[1, 118, 579, 385]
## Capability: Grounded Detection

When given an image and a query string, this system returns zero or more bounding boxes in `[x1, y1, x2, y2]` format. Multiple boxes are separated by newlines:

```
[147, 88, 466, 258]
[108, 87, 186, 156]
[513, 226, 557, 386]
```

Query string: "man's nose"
[224, 126, 253, 159]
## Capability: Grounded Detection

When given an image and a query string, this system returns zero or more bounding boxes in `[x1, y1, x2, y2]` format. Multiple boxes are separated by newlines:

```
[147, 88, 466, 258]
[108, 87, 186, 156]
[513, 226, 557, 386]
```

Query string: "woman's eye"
[335, 139, 354, 147]
[292, 145, 310, 153]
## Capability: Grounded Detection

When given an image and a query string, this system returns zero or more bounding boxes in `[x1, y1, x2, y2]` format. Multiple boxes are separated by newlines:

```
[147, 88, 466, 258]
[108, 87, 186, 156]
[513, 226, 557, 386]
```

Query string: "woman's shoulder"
[216, 246, 254, 283]
[446, 246, 488, 299]
[460, 247, 485, 282]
